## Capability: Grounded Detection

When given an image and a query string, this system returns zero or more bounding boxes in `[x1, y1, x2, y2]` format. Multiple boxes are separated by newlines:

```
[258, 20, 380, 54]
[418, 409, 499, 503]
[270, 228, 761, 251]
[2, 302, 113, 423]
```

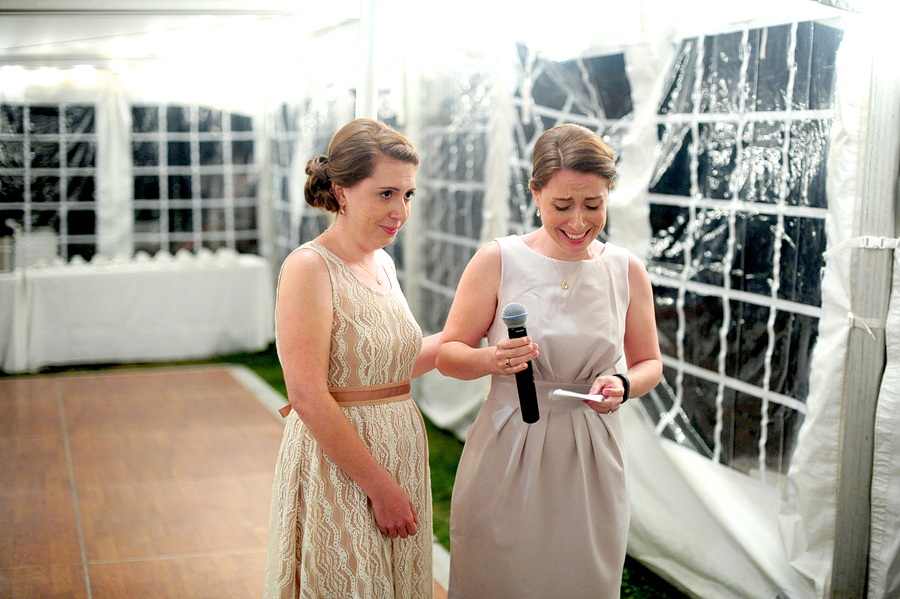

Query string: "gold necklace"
[352, 259, 384, 285]
[324, 229, 384, 285]
[543, 236, 590, 290]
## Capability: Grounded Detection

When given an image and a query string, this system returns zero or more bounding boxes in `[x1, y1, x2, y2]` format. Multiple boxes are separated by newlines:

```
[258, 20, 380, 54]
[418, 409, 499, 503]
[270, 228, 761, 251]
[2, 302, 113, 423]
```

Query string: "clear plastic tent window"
[131, 104, 261, 256]
[0, 103, 98, 261]
[643, 21, 843, 485]
[417, 70, 493, 333]
[1, 101, 261, 260]
[413, 47, 633, 334]
[270, 91, 391, 268]
[509, 45, 632, 236]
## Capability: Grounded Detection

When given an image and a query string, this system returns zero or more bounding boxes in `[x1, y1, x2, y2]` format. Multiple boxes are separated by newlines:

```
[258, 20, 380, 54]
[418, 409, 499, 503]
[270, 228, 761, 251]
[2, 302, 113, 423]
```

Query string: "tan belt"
[278, 380, 412, 417]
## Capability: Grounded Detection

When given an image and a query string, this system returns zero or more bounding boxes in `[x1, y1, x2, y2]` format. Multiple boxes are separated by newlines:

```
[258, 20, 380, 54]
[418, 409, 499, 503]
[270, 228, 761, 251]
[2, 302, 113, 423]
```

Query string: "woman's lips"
[561, 230, 588, 242]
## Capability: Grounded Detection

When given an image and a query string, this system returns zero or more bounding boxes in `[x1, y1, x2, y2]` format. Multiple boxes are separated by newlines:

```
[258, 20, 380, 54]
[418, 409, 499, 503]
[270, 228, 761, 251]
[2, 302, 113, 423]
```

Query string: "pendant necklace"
[325, 229, 384, 285]
[543, 235, 591, 290]
[351, 258, 384, 285]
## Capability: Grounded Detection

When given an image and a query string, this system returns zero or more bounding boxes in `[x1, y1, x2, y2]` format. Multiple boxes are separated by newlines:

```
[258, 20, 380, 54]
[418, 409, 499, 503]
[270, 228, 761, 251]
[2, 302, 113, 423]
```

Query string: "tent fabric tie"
[823, 235, 900, 260]
[849, 312, 885, 340]
[823, 236, 896, 341]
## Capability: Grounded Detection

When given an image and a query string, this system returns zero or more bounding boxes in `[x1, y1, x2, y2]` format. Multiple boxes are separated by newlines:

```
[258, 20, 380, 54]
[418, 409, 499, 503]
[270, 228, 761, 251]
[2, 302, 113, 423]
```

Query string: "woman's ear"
[333, 184, 346, 205]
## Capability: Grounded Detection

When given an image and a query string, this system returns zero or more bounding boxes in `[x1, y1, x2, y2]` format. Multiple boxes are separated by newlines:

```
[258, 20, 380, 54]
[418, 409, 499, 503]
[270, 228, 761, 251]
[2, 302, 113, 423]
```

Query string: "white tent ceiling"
[0, 0, 360, 67]
[2, 0, 885, 70]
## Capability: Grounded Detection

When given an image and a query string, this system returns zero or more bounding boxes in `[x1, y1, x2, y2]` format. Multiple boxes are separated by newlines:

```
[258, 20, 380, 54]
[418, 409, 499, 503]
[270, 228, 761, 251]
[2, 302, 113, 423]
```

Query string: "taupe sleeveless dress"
[264, 241, 433, 599]
[448, 235, 630, 599]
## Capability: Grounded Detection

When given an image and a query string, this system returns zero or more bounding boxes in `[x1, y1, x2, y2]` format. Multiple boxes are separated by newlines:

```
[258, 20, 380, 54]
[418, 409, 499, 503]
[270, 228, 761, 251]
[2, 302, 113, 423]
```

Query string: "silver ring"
[505, 359, 510, 367]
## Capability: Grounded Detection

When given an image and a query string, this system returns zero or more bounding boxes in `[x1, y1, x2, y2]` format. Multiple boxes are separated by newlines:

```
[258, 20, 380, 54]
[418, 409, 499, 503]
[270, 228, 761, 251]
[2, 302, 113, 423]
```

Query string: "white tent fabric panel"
[871, 250, 900, 597]
[859, 13, 900, 596]
[95, 76, 134, 260]
[624, 406, 813, 598]
[775, 20, 859, 596]
[822, 17, 900, 598]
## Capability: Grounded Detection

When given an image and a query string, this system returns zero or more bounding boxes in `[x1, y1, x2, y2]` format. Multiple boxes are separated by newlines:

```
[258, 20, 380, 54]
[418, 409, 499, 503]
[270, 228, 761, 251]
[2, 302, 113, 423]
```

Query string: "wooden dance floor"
[0, 365, 448, 598]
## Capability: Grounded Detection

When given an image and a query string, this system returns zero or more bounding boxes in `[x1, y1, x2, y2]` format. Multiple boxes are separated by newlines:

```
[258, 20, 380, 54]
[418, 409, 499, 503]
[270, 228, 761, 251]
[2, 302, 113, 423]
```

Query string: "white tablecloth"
[0, 272, 18, 370]
[1, 252, 275, 374]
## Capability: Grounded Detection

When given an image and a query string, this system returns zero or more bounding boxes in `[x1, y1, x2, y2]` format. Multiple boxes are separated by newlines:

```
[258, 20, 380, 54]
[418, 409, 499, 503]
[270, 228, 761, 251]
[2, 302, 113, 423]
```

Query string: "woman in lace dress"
[437, 124, 662, 598]
[264, 119, 439, 599]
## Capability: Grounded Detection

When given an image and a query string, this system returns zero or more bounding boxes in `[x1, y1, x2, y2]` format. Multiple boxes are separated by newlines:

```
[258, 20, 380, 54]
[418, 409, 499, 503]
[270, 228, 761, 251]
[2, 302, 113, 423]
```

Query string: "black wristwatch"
[612, 373, 630, 403]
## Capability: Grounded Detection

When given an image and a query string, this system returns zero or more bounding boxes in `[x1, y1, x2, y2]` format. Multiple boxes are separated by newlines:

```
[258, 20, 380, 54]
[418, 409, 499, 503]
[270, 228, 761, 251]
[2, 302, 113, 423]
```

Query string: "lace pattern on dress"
[264, 241, 432, 599]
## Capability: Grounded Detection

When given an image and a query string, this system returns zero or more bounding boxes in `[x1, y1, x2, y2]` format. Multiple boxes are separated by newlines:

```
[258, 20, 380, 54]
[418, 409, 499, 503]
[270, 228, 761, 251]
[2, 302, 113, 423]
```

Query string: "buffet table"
[1, 249, 275, 374]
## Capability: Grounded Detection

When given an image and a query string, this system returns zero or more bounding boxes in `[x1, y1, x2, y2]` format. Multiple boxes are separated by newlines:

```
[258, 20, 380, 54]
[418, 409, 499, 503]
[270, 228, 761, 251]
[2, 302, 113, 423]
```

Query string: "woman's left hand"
[585, 375, 626, 415]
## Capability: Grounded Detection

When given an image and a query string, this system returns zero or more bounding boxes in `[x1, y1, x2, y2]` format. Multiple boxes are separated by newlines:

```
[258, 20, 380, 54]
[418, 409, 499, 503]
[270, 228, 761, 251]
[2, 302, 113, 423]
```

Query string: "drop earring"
[536, 207, 541, 217]
[339, 205, 345, 215]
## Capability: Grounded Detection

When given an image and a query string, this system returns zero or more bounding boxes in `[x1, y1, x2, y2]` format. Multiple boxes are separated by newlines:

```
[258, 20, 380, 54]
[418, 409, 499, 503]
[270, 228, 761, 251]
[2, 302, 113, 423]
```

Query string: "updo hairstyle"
[529, 124, 617, 192]
[304, 118, 420, 213]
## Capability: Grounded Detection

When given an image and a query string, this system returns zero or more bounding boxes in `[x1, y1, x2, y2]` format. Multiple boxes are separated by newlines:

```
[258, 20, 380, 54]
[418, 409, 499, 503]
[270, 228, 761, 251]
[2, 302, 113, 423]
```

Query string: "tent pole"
[831, 49, 900, 599]
[356, 0, 377, 119]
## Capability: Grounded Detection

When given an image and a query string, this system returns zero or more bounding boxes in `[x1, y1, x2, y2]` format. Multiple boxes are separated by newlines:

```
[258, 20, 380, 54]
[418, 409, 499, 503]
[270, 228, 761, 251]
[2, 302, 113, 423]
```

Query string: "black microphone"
[502, 302, 540, 424]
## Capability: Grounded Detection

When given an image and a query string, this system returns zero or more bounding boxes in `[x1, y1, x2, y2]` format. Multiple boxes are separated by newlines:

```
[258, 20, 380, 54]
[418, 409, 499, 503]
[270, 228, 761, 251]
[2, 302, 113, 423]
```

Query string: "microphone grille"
[501, 302, 527, 328]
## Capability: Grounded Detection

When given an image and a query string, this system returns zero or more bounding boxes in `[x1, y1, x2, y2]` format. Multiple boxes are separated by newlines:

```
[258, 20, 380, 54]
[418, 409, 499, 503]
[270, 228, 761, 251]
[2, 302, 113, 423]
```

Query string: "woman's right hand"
[495, 337, 539, 375]
[368, 480, 419, 539]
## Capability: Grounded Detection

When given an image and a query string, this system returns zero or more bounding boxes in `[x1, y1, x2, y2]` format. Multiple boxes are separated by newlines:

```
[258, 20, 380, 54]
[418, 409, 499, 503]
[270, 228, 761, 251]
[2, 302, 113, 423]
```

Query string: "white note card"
[549, 389, 604, 403]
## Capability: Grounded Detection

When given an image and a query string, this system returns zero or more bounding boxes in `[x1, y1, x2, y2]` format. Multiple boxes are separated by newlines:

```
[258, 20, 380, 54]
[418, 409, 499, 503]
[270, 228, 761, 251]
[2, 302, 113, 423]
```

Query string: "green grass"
[422, 413, 464, 549]
[9, 344, 688, 598]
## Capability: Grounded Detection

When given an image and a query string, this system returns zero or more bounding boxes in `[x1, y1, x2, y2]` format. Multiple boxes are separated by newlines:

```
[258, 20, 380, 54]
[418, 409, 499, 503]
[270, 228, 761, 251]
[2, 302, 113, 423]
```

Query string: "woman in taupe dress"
[437, 124, 662, 598]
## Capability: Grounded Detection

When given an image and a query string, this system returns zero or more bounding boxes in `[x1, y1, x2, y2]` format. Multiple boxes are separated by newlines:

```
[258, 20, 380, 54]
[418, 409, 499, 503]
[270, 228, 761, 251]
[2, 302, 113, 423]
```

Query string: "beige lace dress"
[264, 241, 433, 599]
